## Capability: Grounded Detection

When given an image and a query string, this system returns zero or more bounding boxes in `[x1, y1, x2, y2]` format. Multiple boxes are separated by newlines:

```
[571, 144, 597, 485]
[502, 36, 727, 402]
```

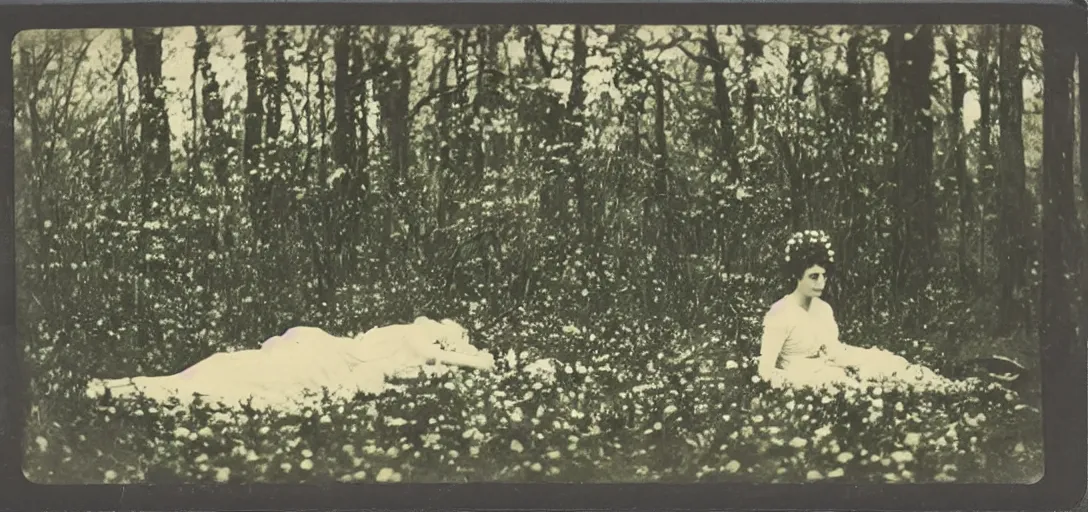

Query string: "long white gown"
[759, 296, 952, 391]
[85, 317, 495, 411]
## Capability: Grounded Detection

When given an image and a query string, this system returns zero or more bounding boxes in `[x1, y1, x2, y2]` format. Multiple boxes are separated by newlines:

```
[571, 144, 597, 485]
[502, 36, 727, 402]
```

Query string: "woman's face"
[795, 264, 829, 298]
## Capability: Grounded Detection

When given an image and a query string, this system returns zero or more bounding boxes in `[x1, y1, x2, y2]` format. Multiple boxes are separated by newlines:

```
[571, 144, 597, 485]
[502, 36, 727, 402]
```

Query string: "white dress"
[759, 297, 949, 390]
[86, 318, 495, 411]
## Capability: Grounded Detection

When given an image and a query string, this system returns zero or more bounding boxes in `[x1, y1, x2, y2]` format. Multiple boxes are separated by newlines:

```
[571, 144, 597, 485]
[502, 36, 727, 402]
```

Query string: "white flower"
[836, 452, 854, 463]
[215, 467, 231, 482]
[789, 437, 808, 448]
[510, 440, 524, 453]
[904, 432, 922, 447]
[300, 459, 314, 471]
[376, 468, 401, 482]
[890, 450, 914, 463]
[725, 460, 741, 473]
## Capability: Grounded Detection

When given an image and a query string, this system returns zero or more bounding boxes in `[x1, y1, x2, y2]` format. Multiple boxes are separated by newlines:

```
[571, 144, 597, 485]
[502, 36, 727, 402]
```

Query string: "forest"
[12, 24, 1082, 484]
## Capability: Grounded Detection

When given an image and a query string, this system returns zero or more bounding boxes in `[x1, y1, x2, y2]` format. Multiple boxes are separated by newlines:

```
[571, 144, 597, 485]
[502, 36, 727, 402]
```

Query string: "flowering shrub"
[23, 311, 1042, 486]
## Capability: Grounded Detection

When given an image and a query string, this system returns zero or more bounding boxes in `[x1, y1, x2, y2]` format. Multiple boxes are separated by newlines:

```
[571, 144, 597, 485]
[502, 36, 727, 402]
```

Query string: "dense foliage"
[14, 23, 1072, 484]
[27, 310, 1042, 484]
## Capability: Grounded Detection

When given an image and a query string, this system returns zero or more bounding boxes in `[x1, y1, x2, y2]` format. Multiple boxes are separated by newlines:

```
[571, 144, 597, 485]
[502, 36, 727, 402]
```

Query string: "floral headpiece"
[784, 230, 835, 264]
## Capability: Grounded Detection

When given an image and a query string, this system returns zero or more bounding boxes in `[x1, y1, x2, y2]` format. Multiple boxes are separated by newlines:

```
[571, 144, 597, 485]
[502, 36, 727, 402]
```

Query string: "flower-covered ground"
[22, 290, 1043, 485]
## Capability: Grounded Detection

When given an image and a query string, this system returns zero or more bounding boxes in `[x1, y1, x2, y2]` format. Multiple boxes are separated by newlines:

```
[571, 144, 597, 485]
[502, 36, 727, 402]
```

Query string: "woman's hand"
[479, 352, 496, 371]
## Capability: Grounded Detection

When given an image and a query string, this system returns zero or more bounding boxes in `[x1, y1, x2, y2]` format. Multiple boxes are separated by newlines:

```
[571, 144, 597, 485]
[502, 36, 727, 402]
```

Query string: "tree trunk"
[435, 52, 453, 232]
[946, 27, 972, 285]
[886, 25, 936, 295]
[132, 27, 172, 345]
[188, 34, 201, 196]
[741, 26, 763, 136]
[333, 27, 354, 174]
[703, 26, 740, 182]
[527, 26, 565, 225]
[785, 42, 808, 231]
[115, 30, 132, 170]
[133, 28, 171, 208]
[331, 26, 355, 274]
[243, 26, 267, 245]
[836, 29, 867, 304]
[651, 72, 672, 249]
[976, 26, 996, 275]
[265, 27, 290, 237]
[345, 28, 370, 270]
[265, 28, 288, 145]
[376, 30, 414, 257]
[194, 27, 234, 251]
[568, 25, 590, 244]
[844, 31, 863, 121]
[996, 24, 1031, 334]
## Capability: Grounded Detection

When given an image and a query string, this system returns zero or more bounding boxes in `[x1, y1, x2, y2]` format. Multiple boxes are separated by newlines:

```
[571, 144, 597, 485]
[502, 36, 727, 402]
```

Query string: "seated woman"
[757, 230, 950, 391]
[86, 316, 495, 410]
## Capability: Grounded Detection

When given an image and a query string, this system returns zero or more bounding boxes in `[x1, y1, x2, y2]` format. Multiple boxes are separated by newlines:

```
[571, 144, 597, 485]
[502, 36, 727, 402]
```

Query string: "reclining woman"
[757, 230, 951, 391]
[87, 316, 496, 410]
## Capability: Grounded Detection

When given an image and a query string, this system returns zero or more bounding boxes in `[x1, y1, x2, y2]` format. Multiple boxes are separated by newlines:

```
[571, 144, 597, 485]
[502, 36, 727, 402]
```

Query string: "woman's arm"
[758, 312, 791, 388]
[817, 303, 867, 368]
[818, 304, 910, 372]
[433, 349, 496, 371]
[823, 340, 863, 368]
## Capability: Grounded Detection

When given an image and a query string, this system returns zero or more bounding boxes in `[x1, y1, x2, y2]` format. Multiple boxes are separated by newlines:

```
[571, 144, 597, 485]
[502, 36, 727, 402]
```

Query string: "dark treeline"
[12, 25, 1082, 399]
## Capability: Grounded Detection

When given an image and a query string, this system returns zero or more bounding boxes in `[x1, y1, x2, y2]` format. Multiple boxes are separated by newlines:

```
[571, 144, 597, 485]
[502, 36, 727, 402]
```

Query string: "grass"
[20, 299, 1044, 485]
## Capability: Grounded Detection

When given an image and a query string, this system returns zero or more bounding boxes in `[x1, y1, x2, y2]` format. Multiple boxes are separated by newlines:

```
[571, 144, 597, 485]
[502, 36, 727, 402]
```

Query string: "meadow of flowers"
[22, 296, 1043, 486]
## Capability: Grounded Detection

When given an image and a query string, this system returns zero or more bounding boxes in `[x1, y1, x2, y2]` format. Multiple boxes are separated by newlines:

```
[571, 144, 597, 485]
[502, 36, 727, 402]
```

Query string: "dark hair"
[781, 231, 836, 284]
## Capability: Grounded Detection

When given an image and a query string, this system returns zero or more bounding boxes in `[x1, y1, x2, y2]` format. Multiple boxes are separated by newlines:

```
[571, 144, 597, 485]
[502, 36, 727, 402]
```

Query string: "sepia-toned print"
[14, 24, 1050, 485]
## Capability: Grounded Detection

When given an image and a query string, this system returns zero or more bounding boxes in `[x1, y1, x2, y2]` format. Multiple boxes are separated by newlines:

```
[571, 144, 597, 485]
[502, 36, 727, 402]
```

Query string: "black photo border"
[0, 1, 1085, 510]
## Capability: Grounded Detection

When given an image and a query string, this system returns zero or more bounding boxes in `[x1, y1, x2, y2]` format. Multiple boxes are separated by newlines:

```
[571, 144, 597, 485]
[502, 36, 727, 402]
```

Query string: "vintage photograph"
[14, 23, 1057, 485]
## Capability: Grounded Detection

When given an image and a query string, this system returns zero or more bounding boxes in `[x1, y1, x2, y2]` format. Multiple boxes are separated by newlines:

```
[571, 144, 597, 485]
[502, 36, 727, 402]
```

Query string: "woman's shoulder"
[814, 297, 836, 315]
[763, 297, 797, 323]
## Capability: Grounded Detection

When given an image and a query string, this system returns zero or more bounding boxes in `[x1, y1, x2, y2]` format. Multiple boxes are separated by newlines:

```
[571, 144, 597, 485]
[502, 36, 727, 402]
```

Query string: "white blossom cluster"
[785, 230, 835, 264]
